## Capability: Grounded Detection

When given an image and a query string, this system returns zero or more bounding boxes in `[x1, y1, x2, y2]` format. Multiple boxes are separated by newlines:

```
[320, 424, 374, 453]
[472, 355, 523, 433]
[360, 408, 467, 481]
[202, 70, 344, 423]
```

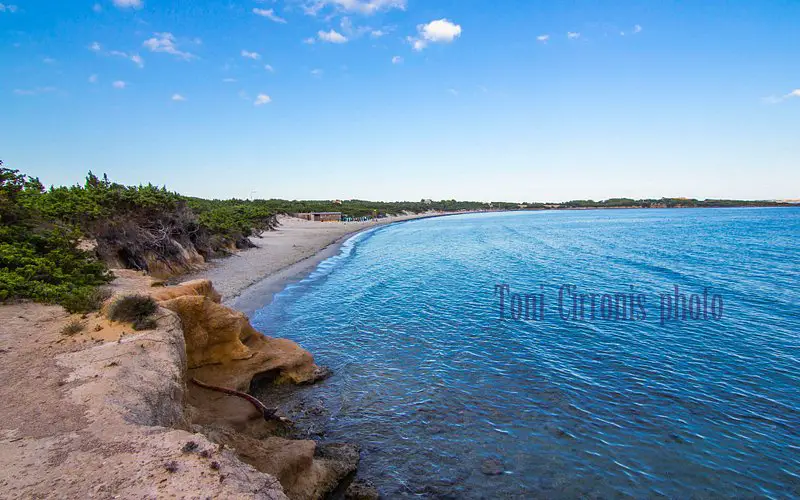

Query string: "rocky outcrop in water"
[153, 279, 324, 385]
[149, 278, 356, 499]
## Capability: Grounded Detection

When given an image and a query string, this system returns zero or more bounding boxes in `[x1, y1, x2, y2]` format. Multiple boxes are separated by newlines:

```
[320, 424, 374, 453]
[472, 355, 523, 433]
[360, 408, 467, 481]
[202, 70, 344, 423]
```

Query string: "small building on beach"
[294, 212, 342, 222]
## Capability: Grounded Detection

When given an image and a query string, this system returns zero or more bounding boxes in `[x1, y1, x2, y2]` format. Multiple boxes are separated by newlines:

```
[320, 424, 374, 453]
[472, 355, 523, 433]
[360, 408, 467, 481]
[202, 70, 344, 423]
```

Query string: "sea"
[252, 208, 800, 498]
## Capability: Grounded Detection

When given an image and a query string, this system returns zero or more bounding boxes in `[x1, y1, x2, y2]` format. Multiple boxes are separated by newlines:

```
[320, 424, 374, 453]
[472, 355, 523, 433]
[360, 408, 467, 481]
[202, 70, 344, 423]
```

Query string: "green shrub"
[60, 286, 113, 314]
[61, 318, 85, 336]
[108, 295, 158, 325]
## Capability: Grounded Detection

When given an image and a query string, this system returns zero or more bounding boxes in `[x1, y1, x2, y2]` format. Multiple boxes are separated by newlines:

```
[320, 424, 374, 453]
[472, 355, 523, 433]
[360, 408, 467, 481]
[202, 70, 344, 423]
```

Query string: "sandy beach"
[180, 213, 441, 316]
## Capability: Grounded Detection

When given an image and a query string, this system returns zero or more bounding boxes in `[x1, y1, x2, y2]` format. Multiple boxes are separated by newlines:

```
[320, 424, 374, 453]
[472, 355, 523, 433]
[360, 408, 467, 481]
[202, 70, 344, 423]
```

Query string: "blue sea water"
[252, 208, 800, 498]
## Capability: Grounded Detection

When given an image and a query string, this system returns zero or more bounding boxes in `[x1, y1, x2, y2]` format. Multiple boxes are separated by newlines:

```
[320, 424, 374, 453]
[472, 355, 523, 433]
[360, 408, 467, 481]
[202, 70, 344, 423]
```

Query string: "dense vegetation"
[0, 164, 113, 312]
[185, 197, 789, 218]
[186, 198, 516, 219]
[0, 162, 791, 311]
[0, 165, 282, 310]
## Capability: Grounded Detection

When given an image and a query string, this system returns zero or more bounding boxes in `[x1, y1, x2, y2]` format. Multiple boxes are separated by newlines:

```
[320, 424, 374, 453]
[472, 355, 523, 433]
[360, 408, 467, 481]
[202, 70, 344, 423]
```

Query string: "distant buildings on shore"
[292, 211, 393, 223]
[294, 212, 342, 222]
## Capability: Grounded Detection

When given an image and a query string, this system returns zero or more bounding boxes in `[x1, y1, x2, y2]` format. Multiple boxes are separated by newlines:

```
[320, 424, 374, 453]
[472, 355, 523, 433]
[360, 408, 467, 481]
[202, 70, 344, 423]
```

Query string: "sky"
[1, 0, 799, 202]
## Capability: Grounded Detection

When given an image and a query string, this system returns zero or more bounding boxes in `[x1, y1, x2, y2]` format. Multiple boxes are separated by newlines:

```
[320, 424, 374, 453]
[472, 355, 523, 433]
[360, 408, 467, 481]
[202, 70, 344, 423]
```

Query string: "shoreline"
[199, 206, 774, 318]
[228, 225, 371, 317]
[185, 212, 455, 317]
[230, 211, 474, 316]
[187, 205, 795, 319]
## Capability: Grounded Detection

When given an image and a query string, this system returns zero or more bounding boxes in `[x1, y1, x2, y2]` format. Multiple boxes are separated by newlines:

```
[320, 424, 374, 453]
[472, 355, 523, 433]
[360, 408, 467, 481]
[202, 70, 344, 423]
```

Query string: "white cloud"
[265, 64, 275, 72]
[537, 34, 549, 43]
[114, 0, 144, 9]
[143, 32, 196, 60]
[391, 55, 403, 64]
[171, 93, 186, 101]
[338, 16, 381, 39]
[43, 57, 56, 64]
[318, 29, 348, 43]
[91, 42, 144, 68]
[763, 88, 800, 104]
[310, 68, 324, 78]
[88, 74, 98, 84]
[254, 93, 272, 106]
[13, 87, 56, 96]
[113, 0, 142, 9]
[567, 32, 581, 39]
[447, 88, 458, 96]
[420, 19, 462, 43]
[339, 17, 357, 36]
[253, 8, 287, 23]
[222, 78, 237, 83]
[409, 19, 462, 51]
[241, 49, 261, 60]
[0, 3, 19, 13]
[407, 36, 426, 51]
[781, 89, 800, 100]
[105, 49, 145, 67]
[302, 0, 406, 16]
[112, 80, 126, 89]
[303, 37, 316, 44]
[621, 24, 643, 36]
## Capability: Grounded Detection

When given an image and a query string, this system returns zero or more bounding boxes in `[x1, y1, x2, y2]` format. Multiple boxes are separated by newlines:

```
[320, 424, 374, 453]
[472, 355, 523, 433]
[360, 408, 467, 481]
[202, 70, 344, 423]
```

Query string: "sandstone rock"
[159, 295, 253, 368]
[200, 426, 359, 500]
[0, 299, 288, 499]
[157, 285, 323, 391]
[151, 278, 222, 303]
[157, 278, 357, 499]
[1, 272, 353, 500]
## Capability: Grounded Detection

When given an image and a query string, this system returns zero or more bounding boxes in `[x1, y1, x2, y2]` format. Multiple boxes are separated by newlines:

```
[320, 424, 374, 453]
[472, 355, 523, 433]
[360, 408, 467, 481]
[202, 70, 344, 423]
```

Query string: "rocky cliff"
[0, 271, 363, 499]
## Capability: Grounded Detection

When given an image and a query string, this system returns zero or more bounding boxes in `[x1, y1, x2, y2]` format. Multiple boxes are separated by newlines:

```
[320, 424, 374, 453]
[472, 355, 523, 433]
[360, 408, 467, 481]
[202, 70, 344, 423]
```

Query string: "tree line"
[0, 163, 791, 311]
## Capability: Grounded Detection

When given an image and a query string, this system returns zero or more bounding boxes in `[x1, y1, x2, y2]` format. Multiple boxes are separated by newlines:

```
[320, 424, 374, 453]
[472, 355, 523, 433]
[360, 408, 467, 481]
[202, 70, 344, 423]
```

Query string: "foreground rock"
[0, 271, 358, 499]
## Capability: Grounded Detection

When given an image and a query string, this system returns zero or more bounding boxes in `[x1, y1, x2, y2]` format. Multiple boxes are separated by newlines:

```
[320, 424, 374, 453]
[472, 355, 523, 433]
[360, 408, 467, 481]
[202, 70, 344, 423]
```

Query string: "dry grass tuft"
[61, 319, 85, 336]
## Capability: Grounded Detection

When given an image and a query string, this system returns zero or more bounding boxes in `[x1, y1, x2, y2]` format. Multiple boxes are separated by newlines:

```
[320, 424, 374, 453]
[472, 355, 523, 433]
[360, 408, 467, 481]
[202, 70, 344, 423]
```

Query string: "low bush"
[108, 294, 158, 326]
[60, 286, 113, 314]
[61, 318, 85, 336]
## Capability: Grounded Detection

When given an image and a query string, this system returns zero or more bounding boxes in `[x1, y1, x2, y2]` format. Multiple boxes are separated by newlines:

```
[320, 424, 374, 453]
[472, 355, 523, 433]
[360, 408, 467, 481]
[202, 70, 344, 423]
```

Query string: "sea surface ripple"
[252, 208, 800, 498]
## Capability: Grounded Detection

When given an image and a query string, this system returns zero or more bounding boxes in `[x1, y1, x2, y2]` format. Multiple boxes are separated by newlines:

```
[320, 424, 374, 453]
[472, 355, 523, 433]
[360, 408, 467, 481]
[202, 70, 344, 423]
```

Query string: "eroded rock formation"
[0, 300, 288, 499]
[148, 278, 356, 499]
[0, 273, 359, 499]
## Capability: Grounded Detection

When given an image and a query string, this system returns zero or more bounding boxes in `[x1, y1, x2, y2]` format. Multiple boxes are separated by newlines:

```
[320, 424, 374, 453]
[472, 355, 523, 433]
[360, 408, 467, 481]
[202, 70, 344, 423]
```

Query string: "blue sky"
[1, 0, 798, 202]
